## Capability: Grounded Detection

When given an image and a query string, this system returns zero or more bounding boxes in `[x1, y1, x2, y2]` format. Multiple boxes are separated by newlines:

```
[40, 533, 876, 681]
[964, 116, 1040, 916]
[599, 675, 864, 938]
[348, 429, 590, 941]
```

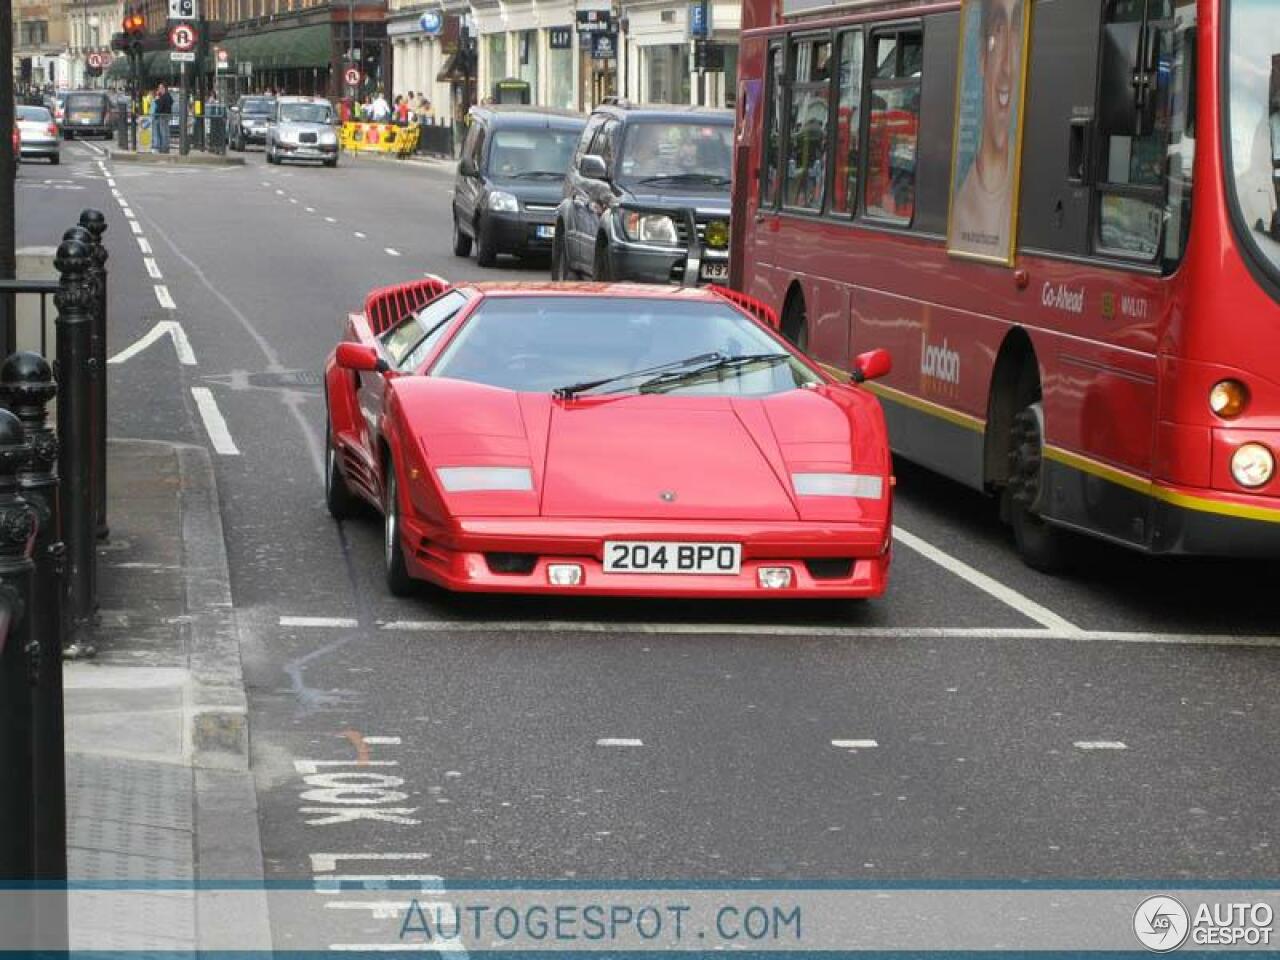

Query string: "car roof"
[592, 102, 733, 122]
[470, 105, 585, 125]
[277, 95, 331, 104]
[457, 281, 724, 303]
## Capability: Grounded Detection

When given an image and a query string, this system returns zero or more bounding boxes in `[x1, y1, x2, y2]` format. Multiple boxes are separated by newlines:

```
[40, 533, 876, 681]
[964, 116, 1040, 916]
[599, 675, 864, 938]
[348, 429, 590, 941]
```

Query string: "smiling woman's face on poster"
[948, 0, 1029, 264]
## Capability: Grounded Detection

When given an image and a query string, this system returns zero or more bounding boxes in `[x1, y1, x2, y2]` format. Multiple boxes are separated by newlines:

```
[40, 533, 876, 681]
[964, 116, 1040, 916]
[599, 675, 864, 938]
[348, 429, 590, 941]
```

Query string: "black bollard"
[1, 352, 67, 951]
[78, 210, 109, 541]
[54, 238, 96, 660]
[0, 407, 37, 950]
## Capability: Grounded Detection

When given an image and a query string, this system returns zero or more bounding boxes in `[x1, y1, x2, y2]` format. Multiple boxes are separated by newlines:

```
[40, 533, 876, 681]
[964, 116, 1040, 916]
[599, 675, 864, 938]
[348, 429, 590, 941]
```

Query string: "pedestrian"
[153, 82, 173, 153]
[360, 96, 373, 121]
[371, 90, 391, 122]
[395, 94, 410, 126]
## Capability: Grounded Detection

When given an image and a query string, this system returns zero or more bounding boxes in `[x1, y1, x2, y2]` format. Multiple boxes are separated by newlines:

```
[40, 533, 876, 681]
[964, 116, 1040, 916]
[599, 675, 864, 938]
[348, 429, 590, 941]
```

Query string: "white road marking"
[261, 181, 271, 187]
[832, 739, 879, 749]
[305, 206, 316, 213]
[313, 875, 442, 890]
[310, 853, 431, 872]
[892, 525, 1081, 635]
[324, 216, 336, 223]
[384, 247, 401, 257]
[363, 736, 401, 745]
[105, 178, 115, 187]
[110, 188, 121, 198]
[279, 616, 359, 628]
[136, 237, 152, 254]
[108, 320, 196, 366]
[128, 220, 143, 235]
[596, 738, 643, 747]
[275, 189, 285, 195]
[289, 198, 298, 204]
[353, 231, 366, 239]
[143, 257, 162, 279]
[191, 387, 240, 456]
[1073, 741, 1128, 751]
[122, 207, 135, 219]
[153, 284, 176, 310]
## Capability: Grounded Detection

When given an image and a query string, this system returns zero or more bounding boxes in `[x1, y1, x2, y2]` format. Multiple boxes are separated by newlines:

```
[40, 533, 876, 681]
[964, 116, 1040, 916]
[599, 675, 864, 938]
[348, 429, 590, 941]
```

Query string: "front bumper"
[276, 141, 339, 160]
[484, 209, 558, 255]
[398, 515, 891, 598]
[604, 214, 730, 285]
[240, 126, 267, 144]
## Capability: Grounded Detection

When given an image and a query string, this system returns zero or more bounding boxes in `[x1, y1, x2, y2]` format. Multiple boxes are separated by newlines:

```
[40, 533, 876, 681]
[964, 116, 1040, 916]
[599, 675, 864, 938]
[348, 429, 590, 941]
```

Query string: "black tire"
[475, 215, 498, 267]
[592, 240, 612, 281]
[550, 227, 568, 281]
[49, 154, 59, 165]
[325, 157, 338, 168]
[781, 293, 808, 351]
[1007, 400, 1075, 572]
[383, 464, 415, 597]
[324, 424, 358, 521]
[452, 215, 472, 257]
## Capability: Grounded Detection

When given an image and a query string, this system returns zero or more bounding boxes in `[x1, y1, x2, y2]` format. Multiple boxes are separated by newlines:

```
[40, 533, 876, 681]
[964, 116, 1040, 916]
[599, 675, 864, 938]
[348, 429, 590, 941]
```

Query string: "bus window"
[762, 44, 785, 209]
[864, 27, 922, 223]
[785, 35, 832, 211]
[830, 30, 864, 217]
[1095, 0, 1196, 266]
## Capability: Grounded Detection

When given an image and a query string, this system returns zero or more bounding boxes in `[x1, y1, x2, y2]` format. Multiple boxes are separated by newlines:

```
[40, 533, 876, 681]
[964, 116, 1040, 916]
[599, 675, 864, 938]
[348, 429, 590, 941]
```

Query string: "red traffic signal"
[123, 12, 146, 34]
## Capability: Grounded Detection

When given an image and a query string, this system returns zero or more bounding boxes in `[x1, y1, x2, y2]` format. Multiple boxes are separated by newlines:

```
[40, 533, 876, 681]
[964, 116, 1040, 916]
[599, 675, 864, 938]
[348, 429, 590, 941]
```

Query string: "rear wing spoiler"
[362, 274, 450, 335]
[707, 284, 780, 331]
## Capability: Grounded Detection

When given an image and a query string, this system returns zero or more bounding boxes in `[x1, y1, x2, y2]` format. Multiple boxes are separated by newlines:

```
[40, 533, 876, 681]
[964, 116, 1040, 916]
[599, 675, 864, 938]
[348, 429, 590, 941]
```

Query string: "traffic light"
[123, 10, 145, 34]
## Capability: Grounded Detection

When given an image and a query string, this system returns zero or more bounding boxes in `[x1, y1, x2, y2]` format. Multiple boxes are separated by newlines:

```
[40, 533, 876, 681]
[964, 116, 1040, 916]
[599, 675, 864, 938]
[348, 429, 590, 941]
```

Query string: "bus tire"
[781, 290, 808, 350]
[1007, 401, 1074, 572]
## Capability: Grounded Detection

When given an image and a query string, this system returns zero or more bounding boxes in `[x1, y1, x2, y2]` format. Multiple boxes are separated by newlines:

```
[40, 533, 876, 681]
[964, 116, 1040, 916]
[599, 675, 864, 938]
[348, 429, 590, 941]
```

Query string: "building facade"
[14, 0, 70, 93]
[386, 0, 468, 124]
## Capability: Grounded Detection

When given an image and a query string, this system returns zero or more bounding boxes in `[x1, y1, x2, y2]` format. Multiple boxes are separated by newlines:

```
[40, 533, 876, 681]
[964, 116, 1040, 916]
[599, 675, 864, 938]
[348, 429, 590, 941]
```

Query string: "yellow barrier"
[340, 122, 421, 158]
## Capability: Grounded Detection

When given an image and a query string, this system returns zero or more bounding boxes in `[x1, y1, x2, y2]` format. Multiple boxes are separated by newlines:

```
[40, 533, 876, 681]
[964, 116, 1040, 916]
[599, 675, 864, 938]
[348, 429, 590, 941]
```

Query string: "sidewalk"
[63, 439, 269, 951]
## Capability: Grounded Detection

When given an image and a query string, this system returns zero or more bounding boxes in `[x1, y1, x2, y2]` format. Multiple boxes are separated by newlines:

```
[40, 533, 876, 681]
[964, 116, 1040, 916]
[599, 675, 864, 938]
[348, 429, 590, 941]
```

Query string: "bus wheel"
[781, 293, 808, 350]
[1007, 401, 1073, 572]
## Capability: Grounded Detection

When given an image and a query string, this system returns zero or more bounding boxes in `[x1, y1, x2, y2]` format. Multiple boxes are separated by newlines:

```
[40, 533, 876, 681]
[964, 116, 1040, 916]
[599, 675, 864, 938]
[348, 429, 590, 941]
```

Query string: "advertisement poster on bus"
[946, 0, 1032, 265]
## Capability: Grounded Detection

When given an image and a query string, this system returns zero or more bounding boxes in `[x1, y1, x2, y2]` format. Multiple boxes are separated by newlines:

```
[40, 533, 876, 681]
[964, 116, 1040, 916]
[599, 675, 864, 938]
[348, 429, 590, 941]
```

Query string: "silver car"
[16, 105, 60, 164]
[265, 96, 339, 167]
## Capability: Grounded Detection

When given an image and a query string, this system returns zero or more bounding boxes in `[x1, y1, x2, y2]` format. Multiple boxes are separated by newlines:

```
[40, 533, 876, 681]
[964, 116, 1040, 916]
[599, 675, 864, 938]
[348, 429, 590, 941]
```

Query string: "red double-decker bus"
[729, 0, 1280, 568]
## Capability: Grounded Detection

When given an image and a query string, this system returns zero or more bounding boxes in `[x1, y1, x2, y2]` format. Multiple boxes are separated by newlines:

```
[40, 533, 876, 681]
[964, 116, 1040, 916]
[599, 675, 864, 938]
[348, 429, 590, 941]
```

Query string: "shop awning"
[223, 23, 332, 70]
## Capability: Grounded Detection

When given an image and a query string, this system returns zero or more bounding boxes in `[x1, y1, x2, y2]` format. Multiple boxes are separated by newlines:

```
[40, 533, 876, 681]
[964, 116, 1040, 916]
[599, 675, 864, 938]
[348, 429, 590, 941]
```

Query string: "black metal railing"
[0, 209, 112, 952]
[0, 278, 59, 358]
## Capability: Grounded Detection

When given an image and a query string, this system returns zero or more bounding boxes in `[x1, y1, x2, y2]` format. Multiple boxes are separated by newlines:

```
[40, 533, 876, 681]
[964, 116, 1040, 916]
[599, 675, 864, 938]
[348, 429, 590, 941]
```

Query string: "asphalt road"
[20, 141, 1280, 942]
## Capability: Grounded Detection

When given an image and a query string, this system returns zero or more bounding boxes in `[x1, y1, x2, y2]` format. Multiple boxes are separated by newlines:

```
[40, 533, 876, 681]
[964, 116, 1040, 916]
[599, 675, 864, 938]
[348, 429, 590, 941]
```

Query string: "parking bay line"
[191, 387, 240, 456]
[892, 525, 1080, 634]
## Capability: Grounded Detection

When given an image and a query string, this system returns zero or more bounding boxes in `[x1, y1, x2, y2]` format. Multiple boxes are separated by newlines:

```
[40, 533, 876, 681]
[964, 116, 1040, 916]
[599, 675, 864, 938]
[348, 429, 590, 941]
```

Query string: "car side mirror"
[851, 348, 891, 383]
[578, 154, 608, 181]
[459, 156, 478, 177]
[335, 342, 387, 373]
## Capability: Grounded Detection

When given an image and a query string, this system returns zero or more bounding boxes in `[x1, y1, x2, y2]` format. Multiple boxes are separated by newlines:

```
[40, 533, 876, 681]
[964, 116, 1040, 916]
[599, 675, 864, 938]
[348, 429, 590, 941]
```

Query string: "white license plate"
[604, 541, 741, 575]
[699, 261, 729, 282]
[535, 225, 554, 239]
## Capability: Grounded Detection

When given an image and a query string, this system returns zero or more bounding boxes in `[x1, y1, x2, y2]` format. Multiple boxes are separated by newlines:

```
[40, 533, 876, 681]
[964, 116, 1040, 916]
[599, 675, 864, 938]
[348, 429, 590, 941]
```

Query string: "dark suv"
[451, 106, 586, 267]
[229, 95, 276, 151]
[552, 102, 733, 285]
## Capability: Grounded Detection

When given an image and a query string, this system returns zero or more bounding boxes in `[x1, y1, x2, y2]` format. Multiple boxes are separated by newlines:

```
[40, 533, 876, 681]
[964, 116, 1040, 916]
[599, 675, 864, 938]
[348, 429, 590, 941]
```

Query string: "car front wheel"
[324, 424, 358, 520]
[383, 464, 414, 597]
[452, 216, 472, 257]
[475, 215, 498, 267]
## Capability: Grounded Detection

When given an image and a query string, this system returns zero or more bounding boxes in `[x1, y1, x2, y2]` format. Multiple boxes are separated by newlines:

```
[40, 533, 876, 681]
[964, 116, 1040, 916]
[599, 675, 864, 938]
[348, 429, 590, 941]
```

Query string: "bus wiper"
[637, 173, 731, 185]
[553, 352, 723, 400]
[635, 353, 791, 393]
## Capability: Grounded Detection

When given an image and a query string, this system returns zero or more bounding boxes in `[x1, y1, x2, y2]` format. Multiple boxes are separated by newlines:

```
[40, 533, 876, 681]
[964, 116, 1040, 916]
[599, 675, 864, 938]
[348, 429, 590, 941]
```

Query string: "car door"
[454, 119, 486, 237]
[565, 113, 607, 270]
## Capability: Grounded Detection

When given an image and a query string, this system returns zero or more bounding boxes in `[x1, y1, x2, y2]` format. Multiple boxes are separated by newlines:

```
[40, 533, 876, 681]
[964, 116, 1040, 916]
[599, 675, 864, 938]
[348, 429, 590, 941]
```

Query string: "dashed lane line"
[324, 216, 337, 223]
[280, 616, 359, 629]
[832, 739, 879, 749]
[1073, 741, 1129, 751]
[384, 247, 401, 257]
[128, 220, 143, 235]
[596, 738, 644, 747]
[153, 284, 176, 309]
[353, 231, 367, 239]
[136, 237, 152, 254]
[191, 387, 241, 456]
[143, 257, 162, 279]
[892, 525, 1081, 635]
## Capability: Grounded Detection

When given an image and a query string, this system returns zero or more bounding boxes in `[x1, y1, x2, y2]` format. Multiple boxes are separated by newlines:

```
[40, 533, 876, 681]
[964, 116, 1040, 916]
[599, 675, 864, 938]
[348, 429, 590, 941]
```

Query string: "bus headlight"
[1209, 380, 1249, 419]
[1230, 443, 1274, 488]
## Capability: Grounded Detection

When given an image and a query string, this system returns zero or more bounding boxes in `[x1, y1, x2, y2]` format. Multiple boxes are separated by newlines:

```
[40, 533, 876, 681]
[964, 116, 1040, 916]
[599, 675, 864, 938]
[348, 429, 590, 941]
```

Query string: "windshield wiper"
[553, 352, 723, 401]
[636, 173, 731, 186]
[634, 353, 792, 394]
[510, 170, 565, 179]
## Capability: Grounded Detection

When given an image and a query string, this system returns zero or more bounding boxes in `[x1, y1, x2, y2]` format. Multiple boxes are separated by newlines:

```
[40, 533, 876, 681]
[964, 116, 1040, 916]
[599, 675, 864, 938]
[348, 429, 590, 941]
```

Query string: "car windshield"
[279, 103, 332, 124]
[487, 127, 579, 178]
[17, 106, 51, 122]
[241, 98, 274, 115]
[432, 297, 818, 395]
[1226, 0, 1280, 288]
[65, 95, 105, 113]
[618, 121, 733, 184]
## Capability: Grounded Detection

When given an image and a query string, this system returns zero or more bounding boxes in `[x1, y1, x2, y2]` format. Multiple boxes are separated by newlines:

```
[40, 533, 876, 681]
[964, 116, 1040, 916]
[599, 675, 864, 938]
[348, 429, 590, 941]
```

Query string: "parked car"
[265, 96, 339, 167]
[451, 106, 586, 267]
[229, 95, 276, 151]
[15, 104, 60, 163]
[323, 276, 895, 599]
[61, 90, 114, 139]
[553, 101, 734, 285]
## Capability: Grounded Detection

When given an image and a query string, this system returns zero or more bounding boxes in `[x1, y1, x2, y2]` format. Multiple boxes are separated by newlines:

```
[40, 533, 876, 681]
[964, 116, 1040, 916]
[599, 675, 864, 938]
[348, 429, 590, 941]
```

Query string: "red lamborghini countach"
[323, 278, 894, 599]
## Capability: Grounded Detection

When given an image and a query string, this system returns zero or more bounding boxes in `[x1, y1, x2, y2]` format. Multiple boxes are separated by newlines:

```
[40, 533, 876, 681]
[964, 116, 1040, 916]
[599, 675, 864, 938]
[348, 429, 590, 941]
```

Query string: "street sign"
[418, 11, 443, 34]
[343, 66, 361, 86]
[86, 51, 112, 69]
[575, 10, 612, 32]
[170, 51, 196, 62]
[168, 0, 196, 19]
[549, 26, 572, 50]
[590, 30, 617, 59]
[168, 22, 197, 52]
[216, 47, 228, 70]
